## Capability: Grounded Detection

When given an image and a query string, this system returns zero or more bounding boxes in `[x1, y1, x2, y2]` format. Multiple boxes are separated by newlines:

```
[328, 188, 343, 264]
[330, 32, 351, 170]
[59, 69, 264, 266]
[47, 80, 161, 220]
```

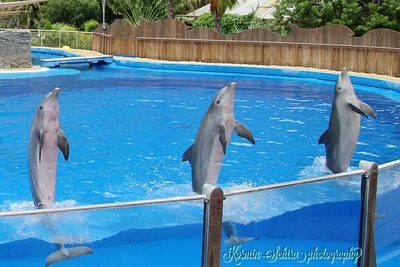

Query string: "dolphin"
[28, 88, 69, 208]
[318, 68, 376, 173]
[28, 88, 92, 265]
[182, 82, 255, 194]
[222, 221, 258, 244]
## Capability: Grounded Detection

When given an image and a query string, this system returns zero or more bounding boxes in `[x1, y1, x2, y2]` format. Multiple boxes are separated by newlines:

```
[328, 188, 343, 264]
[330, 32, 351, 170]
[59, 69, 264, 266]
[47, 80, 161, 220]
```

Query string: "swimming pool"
[0, 54, 399, 266]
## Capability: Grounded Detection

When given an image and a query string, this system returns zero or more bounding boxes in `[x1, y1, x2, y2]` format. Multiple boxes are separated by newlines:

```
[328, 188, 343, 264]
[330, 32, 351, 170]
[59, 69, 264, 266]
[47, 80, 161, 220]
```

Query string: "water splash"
[298, 156, 331, 178]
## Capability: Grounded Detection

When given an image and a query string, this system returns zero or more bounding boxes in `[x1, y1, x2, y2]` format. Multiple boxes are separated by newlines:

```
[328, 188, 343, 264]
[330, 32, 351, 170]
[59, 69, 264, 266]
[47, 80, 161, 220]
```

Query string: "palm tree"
[210, 0, 237, 32]
[166, 0, 175, 18]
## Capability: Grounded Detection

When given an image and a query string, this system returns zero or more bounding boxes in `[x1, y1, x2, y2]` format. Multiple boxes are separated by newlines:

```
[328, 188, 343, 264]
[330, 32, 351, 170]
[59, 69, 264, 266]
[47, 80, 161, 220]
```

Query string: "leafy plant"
[83, 19, 100, 32]
[108, 0, 166, 27]
[210, 0, 238, 32]
[273, 0, 400, 36]
[192, 12, 272, 34]
[41, 0, 101, 29]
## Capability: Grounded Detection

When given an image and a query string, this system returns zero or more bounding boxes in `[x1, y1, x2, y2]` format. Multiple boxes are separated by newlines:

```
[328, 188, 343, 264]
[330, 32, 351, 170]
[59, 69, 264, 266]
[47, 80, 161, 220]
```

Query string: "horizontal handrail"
[0, 194, 205, 218]
[0, 28, 99, 35]
[224, 169, 366, 196]
[135, 37, 400, 52]
[0, 159, 398, 218]
[378, 159, 400, 171]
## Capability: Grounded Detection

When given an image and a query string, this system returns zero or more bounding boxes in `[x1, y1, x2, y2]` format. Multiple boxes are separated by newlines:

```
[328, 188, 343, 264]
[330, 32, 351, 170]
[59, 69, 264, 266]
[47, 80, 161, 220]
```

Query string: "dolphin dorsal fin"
[234, 121, 255, 144]
[182, 145, 193, 162]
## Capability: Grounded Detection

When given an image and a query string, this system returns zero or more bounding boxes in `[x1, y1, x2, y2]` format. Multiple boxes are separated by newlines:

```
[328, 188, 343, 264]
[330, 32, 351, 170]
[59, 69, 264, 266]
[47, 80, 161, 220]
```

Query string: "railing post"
[202, 184, 224, 267]
[358, 160, 378, 267]
[58, 31, 61, 48]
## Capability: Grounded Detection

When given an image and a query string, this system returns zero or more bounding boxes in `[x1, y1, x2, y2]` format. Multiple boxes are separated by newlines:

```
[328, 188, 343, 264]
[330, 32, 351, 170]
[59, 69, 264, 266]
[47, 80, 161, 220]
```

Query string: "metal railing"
[30, 29, 98, 50]
[0, 159, 399, 267]
[0, 28, 99, 50]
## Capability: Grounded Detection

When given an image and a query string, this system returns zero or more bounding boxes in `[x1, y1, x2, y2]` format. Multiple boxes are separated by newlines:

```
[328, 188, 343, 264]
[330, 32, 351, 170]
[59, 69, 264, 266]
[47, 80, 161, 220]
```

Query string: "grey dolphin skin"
[28, 88, 92, 266]
[222, 221, 258, 244]
[182, 82, 255, 194]
[318, 68, 376, 173]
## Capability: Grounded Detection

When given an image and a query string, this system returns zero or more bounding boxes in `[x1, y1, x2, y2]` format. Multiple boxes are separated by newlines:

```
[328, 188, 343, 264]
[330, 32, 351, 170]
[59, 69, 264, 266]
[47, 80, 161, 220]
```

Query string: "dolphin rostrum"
[182, 82, 255, 194]
[28, 88, 92, 265]
[222, 221, 258, 244]
[318, 68, 376, 173]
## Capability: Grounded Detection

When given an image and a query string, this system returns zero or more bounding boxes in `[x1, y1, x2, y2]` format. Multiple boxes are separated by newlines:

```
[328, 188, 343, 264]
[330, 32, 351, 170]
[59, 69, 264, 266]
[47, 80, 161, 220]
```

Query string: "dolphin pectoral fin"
[348, 101, 376, 118]
[219, 125, 227, 154]
[318, 129, 329, 144]
[235, 121, 255, 144]
[57, 129, 69, 161]
[358, 100, 377, 119]
[38, 130, 44, 163]
[182, 145, 193, 162]
[45, 246, 93, 266]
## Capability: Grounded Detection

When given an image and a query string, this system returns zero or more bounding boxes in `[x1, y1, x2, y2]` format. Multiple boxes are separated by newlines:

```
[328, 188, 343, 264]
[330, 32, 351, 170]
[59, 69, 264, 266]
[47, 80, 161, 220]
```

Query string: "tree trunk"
[166, 0, 175, 19]
[214, 15, 222, 33]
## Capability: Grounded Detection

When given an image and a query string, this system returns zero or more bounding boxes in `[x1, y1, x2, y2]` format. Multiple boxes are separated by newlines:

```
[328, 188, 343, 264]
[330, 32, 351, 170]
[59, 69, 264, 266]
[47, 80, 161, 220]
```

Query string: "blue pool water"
[0, 59, 399, 266]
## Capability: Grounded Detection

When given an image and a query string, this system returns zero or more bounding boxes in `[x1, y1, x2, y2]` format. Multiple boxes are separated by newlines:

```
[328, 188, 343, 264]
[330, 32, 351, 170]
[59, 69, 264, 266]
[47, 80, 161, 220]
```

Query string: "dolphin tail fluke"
[224, 236, 259, 245]
[45, 245, 93, 266]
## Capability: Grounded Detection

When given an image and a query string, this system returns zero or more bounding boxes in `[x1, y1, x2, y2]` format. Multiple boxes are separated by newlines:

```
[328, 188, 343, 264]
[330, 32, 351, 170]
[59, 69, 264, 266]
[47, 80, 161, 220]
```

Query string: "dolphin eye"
[216, 100, 220, 104]
[338, 87, 342, 91]
[39, 106, 43, 109]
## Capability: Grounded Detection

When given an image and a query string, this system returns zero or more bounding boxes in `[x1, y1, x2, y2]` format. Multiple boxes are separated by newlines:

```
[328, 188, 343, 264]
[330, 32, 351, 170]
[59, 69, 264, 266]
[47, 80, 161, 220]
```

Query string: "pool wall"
[113, 59, 400, 92]
[28, 47, 400, 92]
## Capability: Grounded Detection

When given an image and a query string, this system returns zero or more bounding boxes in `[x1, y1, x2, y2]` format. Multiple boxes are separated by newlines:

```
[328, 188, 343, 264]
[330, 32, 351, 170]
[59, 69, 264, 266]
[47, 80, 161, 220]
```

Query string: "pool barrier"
[359, 161, 378, 267]
[0, 159, 399, 267]
[202, 184, 224, 267]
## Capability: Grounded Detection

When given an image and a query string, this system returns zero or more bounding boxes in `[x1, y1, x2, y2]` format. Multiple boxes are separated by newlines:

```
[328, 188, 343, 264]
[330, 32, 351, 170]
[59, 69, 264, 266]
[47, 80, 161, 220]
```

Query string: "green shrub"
[42, 0, 101, 29]
[83, 19, 100, 32]
[192, 12, 271, 34]
[35, 18, 53, 30]
[192, 13, 215, 29]
[51, 23, 77, 31]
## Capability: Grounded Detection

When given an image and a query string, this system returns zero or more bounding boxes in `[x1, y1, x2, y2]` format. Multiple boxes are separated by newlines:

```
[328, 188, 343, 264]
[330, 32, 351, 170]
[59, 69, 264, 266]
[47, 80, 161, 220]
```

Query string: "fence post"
[202, 184, 224, 267]
[358, 160, 378, 267]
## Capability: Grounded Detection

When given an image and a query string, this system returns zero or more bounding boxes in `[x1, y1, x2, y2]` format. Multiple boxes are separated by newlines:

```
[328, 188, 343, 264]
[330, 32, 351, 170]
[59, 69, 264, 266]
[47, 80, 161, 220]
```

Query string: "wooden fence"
[93, 19, 400, 77]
